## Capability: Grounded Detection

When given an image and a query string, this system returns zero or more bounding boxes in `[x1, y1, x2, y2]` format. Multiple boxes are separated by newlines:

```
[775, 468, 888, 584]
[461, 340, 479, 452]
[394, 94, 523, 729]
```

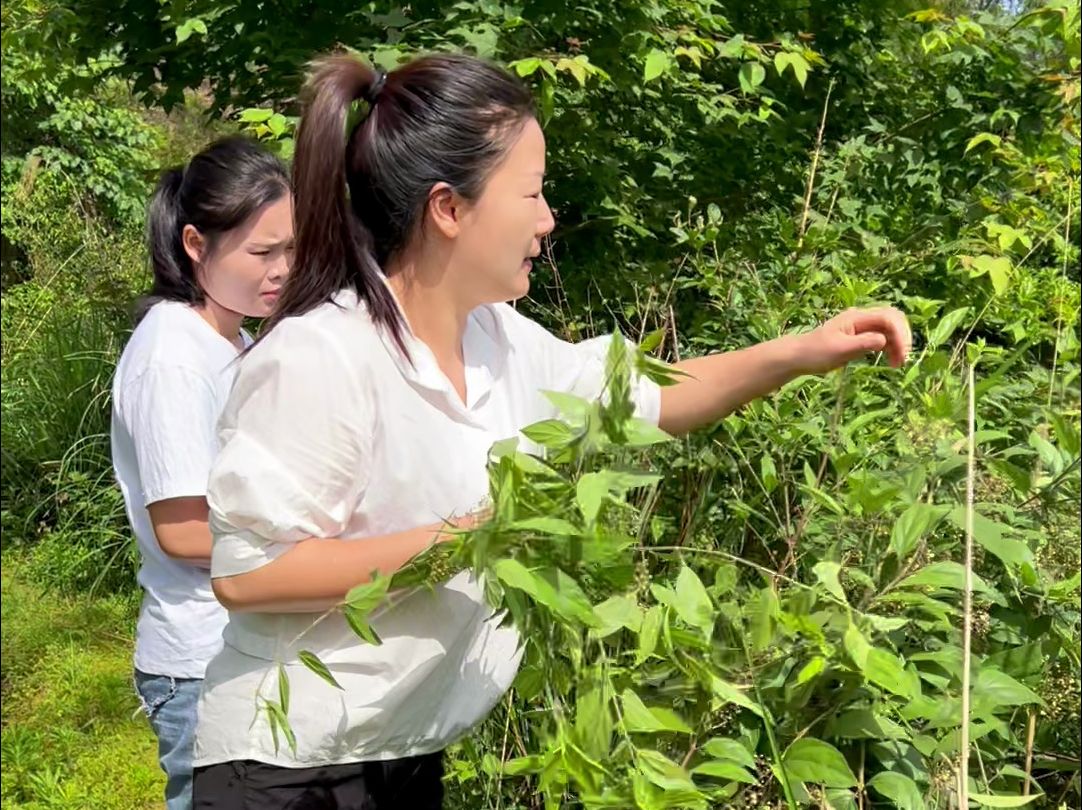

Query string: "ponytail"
[265, 51, 535, 357]
[264, 55, 406, 354]
[136, 168, 202, 323]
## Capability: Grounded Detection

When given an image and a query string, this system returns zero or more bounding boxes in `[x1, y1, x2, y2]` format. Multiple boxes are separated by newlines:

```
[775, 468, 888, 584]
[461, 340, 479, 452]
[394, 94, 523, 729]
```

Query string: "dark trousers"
[192, 751, 443, 809]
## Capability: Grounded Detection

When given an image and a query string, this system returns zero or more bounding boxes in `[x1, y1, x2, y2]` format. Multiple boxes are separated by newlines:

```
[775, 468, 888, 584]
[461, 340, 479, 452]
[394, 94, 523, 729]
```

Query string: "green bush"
[0, 0, 1078, 806]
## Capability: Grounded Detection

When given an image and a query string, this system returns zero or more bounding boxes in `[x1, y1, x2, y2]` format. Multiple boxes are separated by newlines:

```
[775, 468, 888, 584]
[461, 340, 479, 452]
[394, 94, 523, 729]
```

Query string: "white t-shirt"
[194, 288, 661, 768]
[111, 301, 250, 679]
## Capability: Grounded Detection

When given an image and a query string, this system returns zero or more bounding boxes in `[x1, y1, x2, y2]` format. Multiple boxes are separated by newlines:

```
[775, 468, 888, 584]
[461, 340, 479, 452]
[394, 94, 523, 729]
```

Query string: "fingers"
[846, 307, 911, 368]
[836, 331, 887, 366]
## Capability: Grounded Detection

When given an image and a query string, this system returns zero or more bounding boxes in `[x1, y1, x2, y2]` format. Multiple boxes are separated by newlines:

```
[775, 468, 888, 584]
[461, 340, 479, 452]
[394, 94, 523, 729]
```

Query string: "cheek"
[203, 256, 266, 308]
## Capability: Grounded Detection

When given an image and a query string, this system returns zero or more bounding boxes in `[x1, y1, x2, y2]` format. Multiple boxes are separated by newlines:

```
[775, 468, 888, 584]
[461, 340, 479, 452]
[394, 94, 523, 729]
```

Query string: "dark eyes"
[250, 244, 295, 256]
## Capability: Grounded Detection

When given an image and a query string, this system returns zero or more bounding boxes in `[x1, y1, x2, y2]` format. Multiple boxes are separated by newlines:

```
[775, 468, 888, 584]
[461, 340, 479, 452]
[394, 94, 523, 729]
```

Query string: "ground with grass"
[1, 558, 162, 809]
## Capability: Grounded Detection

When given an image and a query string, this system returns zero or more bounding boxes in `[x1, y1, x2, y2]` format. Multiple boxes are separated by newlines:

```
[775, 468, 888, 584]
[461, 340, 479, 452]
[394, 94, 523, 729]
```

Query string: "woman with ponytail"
[110, 136, 291, 810]
[193, 54, 910, 807]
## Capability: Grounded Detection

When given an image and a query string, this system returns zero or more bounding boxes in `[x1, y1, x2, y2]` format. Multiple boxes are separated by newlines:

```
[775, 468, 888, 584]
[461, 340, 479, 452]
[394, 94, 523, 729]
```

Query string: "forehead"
[493, 117, 546, 177]
[244, 195, 294, 240]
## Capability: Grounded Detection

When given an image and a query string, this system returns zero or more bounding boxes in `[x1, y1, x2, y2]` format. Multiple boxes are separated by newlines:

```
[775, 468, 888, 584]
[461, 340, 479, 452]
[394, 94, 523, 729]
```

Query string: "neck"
[195, 298, 245, 347]
[385, 254, 471, 362]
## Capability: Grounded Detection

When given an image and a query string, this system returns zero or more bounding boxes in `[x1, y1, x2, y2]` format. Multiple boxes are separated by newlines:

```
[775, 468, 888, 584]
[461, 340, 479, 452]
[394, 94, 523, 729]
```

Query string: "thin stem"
[738, 602, 797, 810]
[796, 79, 835, 249]
[1048, 176, 1074, 409]
[1023, 709, 1037, 796]
[959, 363, 977, 809]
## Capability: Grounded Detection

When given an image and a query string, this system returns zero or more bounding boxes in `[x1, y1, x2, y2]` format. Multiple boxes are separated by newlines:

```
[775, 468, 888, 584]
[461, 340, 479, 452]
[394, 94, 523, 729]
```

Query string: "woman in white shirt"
[191, 54, 909, 808]
[111, 136, 292, 810]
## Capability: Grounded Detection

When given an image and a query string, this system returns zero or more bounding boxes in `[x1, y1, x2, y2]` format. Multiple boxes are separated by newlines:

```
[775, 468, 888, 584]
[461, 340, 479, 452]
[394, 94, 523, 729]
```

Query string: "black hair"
[136, 136, 290, 323]
[266, 52, 535, 353]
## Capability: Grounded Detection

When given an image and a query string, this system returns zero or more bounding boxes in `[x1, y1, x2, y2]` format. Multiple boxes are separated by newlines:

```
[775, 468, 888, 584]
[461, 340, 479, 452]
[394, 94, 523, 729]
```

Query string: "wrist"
[770, 332, 811, 380]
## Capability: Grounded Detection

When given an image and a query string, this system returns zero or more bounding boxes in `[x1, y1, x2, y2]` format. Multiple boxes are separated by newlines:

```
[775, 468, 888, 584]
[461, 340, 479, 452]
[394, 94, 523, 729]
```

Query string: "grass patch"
[1, 557, 162, 809]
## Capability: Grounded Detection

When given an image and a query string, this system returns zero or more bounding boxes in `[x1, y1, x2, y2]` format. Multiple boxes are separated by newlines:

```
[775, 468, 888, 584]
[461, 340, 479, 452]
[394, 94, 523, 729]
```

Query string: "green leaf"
[522, 418, 575, 449]
[702, 738, 755, 768]
[509, 517, 579, 535]
[277, 663, 290, 714]
[760, 455, 778, 492]
[739, 62, 766, 93]
[972, 667, 1042, 710]
[868, 772, 926, 810]
[829, 709, 907, 739]
[175, 17, 208, 43]
[620, 689, 693, 734]
[238, 108, 274, 123]
[541, 390, 592, 420]
[782, 739, 857, 788]
[927, 307, 971, 349]
[575, 682, 613, 760]
[266, 699, 281, 753]
[948, 508, 1033, 568]
[636, 749, 697, 792]
[556, 56, 588, 86]
[969, 794, 1040, 808]
[639, 329, 666, 353]
[510, 57, 542, 77]
[267, 113, 288, 138]
[673, 565, 714, 636]
[1048, 570, 1081, 602]
[624, 417, 673, 447]
[591, 593, 642, 638]
[710, 677, 764, 718]
[637, 605, 663, 663]
[845, 625, 914, 698]
[749, 585, 779, 651]
[964, 132, 1002, 154]
[866, 614, 909, 633]
[795, 656, 826, 685]
[774, 51, 809, 88]
[298, 650, 342, 690]
[344, 572, 391, 615]
[897, 561, 998, 599]
[576, 473, 608, 524]
[343, 605, 382, 645]
[813, 561, 846, 603]
[493, 560, 597, 626]
[575, 470, 661, 525]
[969, 255, 1013, 295]
[643, 49, 670, 82]
[890, 503, 950, 561]
[264, 700, 297, 755]
[692, 760, 756, 783]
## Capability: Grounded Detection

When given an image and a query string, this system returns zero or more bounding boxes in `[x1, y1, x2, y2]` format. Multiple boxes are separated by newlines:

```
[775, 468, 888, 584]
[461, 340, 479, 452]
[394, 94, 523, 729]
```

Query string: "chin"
[509, 276, 531, 301]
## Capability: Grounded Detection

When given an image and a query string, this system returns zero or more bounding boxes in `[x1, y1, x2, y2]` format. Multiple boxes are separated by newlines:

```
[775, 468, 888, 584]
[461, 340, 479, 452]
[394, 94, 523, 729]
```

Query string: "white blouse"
[193, 288, 661, 768]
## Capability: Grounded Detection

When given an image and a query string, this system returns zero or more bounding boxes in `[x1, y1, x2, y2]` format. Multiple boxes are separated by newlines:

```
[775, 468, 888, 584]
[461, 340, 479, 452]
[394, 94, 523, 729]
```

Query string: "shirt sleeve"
[500, 306, 662, 426]
[207, 323, 370, 579]
[122, 366, 219, 506]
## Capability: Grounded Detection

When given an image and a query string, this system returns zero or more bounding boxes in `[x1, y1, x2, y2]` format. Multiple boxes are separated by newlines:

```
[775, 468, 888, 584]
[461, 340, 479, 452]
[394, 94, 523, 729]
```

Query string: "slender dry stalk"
[1048, 176, 1074, 409]
[960, 363, 977, 807]
[796, 79, 835, 249]
[1023, 709, 1037, 796]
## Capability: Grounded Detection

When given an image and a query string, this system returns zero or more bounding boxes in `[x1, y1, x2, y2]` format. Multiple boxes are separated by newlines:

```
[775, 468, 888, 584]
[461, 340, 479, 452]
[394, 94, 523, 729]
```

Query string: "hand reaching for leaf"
[658, 306, 912, 435]
[795, 306, 912, 375]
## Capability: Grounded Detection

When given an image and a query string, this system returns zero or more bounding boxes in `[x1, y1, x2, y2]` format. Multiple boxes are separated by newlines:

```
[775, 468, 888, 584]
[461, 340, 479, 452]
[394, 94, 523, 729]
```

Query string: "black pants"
[192, 751, 443, 809]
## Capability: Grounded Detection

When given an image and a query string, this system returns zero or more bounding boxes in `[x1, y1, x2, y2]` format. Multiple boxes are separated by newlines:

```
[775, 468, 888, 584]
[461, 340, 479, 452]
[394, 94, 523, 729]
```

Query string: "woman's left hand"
[794, 307, 912, 375]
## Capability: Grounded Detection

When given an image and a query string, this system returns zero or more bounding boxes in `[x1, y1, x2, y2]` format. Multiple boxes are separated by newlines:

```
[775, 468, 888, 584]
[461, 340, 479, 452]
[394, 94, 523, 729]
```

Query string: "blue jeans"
[135, 669, 202, 810]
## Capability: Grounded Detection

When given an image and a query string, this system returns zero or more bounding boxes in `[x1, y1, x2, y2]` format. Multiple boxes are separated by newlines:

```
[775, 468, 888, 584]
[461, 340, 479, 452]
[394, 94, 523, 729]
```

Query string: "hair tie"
[366, 71, 388, 104]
